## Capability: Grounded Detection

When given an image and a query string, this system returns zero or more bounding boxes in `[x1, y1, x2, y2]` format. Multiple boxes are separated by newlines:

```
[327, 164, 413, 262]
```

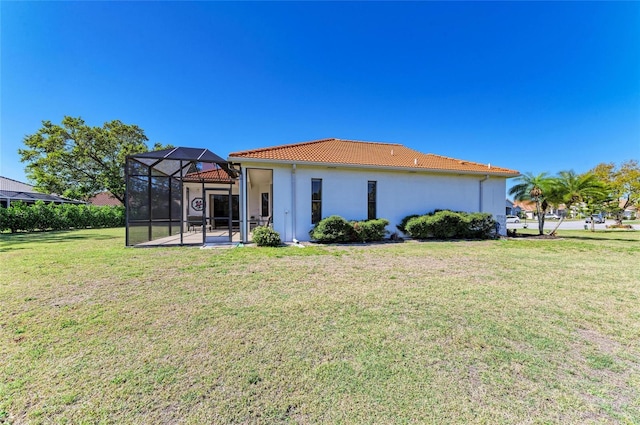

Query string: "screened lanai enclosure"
[125, 147, 240, 246]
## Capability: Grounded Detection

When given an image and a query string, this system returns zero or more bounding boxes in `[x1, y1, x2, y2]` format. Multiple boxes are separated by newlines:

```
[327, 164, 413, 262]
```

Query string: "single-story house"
[125, 140, 519, 246]
[0, 176, 84, 208]
[222, 138, 519, 242]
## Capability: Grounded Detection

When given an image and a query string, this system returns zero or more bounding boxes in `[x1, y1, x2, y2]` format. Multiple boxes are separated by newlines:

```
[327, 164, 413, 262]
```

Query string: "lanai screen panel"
[125, 147, 238, 246]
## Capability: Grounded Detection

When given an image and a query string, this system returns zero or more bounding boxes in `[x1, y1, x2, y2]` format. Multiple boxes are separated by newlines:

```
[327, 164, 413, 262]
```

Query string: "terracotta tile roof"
[228, 138, 519, 176]
[88, 192, 122, 206]
[513, 200, 537, 211]
[183, 167, 234, 183]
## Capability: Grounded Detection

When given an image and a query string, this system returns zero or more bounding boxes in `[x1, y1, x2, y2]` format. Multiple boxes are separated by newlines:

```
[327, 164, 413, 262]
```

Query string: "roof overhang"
[227, 157, 521, 178]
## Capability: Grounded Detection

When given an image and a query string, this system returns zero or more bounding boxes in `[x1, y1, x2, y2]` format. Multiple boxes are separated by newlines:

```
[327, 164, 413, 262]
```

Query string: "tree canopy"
[545, 170, 608, 234]
[590, 160, 640, 221]
[19, 116, 168, 203]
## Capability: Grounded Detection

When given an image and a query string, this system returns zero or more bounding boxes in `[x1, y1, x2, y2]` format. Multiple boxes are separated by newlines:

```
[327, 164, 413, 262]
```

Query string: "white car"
[506, 215, 520, 223]
[586, 215, 605, 224]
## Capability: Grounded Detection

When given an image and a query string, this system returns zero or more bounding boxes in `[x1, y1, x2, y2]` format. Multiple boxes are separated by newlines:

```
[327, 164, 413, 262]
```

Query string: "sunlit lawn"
[1, 228, 639, 424]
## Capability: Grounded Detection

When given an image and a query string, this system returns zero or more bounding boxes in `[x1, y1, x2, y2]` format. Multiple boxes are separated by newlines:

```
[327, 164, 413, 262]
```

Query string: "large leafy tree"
[590, 160, 640, 224]
[508, 172, 555, 235]
[546, 170, 608, 234]
[19, 116, 166, 203]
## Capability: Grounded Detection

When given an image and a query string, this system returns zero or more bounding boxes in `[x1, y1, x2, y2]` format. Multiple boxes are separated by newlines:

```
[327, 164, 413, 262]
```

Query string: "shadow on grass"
[0, 229, 121, 246]
[511, 229, 639, 243]
[555, 232, 639, 243]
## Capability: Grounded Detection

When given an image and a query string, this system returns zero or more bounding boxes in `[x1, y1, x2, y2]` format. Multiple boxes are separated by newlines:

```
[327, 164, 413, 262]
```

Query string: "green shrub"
[405, 215, 433, 239]
[397, 214, 420, 234]
[404, 210, 496, 240]
[352, 218, 389, 242]
[310, 216, 391, 243]
[309, 215, 355, 243]
[0, 206, 17, 233]
[462, 212, 496, 239]
[430, 210, 465, 239]
[252, 226, 281, 247]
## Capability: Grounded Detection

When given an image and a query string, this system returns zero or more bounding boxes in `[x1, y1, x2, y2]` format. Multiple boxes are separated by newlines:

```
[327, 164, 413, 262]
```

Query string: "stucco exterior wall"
[240, 161, 509, 241]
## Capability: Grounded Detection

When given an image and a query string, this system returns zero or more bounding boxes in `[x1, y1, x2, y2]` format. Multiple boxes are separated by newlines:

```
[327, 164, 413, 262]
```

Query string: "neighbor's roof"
[513, 200, 537, 211]
[88, 192, 122, 206]
[0, 176, 84, 204]
[0, 190, 84, 204]
[228, 138, 519, 176]
[0, 176, 35, 192]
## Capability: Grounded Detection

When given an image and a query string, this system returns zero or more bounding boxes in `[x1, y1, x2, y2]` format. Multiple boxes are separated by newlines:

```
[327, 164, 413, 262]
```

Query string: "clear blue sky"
[2, 1, 639, 194]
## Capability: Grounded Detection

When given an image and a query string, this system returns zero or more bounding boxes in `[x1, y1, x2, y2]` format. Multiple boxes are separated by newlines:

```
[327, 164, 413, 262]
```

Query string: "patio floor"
[135, 229, 242, 247]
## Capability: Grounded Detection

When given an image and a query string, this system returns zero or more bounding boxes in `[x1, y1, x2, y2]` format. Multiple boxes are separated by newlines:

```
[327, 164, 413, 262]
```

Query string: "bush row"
[0, 201, 125, 233]
[402, 210, 497, 240]
[309, 216, 389, 243]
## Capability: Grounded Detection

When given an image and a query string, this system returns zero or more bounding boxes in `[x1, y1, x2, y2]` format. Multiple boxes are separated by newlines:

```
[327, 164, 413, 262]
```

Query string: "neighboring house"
[512, 200, 537, 219]
[224, 138, 519, 241]
[619, 199, 637, 219]
[506, 199, 521, 216]
[0, 176, 83, 207]
[88, 192, 123, 207]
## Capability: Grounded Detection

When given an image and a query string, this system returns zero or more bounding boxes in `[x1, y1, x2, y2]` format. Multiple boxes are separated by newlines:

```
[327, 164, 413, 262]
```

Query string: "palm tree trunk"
[549, 216, 564, 236]
[535, 200, 544, 235]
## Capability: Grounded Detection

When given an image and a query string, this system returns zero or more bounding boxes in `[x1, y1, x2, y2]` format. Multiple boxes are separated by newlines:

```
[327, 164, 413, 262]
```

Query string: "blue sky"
[2, 1, 639, 193]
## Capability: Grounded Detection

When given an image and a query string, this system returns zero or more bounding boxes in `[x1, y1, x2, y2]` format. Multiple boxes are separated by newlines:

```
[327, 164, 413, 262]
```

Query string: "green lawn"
[1, 229, 639, 424]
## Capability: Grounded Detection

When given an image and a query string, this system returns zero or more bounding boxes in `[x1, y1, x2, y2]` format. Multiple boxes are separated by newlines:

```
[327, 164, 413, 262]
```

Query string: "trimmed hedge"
[309, 215, 354, 243]
[352, 218, 389, 242]
[396, 214, 420, 234]
[0, 201, 125, 233]
[309, 215, 389, 243]
[252, 226, 282, 247]
[404, 210, 496, 240]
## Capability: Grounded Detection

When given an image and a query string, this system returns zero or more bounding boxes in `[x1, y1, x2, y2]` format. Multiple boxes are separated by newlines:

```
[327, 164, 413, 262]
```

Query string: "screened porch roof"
[128, 147, 238, 179]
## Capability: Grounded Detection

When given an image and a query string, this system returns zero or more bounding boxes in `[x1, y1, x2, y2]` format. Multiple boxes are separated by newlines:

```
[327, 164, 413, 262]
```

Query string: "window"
[368, 181, 377, 220]
[261, 192, 269, 217]
[311, 179, 322, 224]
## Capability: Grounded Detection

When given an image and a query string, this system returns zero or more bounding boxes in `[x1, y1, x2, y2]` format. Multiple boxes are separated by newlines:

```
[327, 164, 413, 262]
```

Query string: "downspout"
[291, 164, 296, 242]
[479, 175, 489, 212]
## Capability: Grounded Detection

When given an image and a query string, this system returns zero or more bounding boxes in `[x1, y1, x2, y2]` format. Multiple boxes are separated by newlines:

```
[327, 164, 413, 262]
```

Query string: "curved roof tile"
[228, 138, 519, 176]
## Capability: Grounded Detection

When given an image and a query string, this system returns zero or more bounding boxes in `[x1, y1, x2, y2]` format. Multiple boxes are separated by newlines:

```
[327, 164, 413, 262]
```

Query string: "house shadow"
[555, 232, 639, 243]
[0, 230, 121, 247]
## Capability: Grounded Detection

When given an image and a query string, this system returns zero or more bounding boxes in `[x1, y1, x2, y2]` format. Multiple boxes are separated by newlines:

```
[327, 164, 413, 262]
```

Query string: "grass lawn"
[1, 229, 639, 424]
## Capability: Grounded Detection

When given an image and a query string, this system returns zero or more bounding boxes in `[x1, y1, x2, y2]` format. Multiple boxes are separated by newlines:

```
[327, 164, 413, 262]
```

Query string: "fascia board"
[226, 157, 520, 178]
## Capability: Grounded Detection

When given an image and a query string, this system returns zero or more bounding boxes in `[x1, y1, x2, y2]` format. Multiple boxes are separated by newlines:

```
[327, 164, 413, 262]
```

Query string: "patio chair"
[187, 215, 204, 232]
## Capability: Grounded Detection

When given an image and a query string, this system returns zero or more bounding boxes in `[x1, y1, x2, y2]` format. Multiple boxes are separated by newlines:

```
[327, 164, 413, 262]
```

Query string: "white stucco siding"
[483, 177, 507, 234]
[238, 162, 509, 241]
[271, 165, 294, 242]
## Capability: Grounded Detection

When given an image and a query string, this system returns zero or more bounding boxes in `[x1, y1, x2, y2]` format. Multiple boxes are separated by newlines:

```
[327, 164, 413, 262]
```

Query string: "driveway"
[507, 219, 640, 231]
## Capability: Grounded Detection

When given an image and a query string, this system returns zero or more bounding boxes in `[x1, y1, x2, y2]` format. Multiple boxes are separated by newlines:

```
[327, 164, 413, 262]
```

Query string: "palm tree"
[508, 172, 554, 235]
[547, 171, 608, 234]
